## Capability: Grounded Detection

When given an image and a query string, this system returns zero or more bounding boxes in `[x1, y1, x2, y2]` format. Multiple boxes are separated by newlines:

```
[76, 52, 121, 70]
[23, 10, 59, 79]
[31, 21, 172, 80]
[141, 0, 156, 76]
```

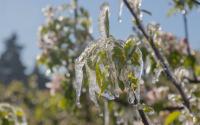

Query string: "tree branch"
[183, 12, 198, 81]
[186, 77, 200, 84]
[123, 0, 190, 111]
[114, 97, 150, 125]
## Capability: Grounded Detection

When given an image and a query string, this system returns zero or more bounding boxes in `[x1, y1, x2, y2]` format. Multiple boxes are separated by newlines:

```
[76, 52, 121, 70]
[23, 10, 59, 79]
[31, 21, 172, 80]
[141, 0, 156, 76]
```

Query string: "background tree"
[0, 33, 27, 84]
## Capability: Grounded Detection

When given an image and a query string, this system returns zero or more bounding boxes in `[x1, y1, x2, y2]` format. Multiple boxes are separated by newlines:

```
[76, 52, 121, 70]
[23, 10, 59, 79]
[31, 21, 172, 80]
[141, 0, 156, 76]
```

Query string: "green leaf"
[164, 111, 181, 125]
[167, 8, 178, 17]
[193, 90, 200, 98]
[195, 65, 200, 76]
[124, 39, 136, 58]
[112, 46, 125, 68]
[95, 63, 103, 89]
[95, 63, 108, 94]
[128, 73, 138, 90]
[167, 51, 182, 68]
[142, 104, 154, 113]
[183, 55, 196, 68]
[105, 9, 109, 38]
[118, 80, 125, 91]
[131, 52, 140, 66]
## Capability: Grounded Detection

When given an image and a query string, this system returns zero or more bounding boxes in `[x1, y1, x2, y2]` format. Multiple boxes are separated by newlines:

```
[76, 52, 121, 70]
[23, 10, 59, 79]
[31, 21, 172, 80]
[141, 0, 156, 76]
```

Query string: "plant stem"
[182, 12, 198, 81]
[123, 0, 190, 110]
[133, 93, 150, 125]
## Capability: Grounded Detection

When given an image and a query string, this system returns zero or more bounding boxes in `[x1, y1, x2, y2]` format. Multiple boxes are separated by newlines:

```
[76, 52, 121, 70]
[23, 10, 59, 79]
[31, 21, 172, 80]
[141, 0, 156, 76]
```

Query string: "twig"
[182, 12, 198, 81]
[138, 109, 150, 125]
[193, 0, 200, 5]
[73, 0, 78, 38]
[123, 0, 190, 111]
[163, 106, 184, 112]
[186, 77, 200, 84]
[133, 93, 150, 125]
[114, 97, 150, 125]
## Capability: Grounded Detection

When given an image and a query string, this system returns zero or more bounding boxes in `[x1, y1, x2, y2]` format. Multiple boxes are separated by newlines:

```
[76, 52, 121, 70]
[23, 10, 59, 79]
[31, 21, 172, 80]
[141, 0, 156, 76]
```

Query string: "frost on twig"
[127, 0, 143, 19]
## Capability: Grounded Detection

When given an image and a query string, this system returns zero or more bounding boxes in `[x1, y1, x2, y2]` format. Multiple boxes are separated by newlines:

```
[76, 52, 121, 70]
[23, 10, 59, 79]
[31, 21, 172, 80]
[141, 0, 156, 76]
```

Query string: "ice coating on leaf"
[99, 2, 110, 38]
[86, 64, 100, 106]
[135, 47, 144, 79]
[118, 0, 124, 23]
[144, 56, 151, 74]
[174, 68, 189, 83]
[122, 38, 144, 103]
[74, 36, 144, 106]
[74, 60, 84, 106]
[152, 67, 163, 84]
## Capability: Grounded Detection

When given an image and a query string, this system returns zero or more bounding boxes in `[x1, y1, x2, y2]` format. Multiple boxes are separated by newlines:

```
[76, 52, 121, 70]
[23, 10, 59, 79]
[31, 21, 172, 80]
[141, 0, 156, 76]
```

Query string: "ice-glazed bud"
[99, 2, 110, 38]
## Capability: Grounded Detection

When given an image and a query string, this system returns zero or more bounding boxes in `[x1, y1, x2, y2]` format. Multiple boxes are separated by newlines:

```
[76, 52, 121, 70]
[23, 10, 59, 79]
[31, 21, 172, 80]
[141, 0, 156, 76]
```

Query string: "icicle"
[103, 100, 109, 125]
[118, 0, 124, 23]
[99, 2, 110, 38]
[144, 56, 151, 74]
[74, 60, 84, 107]
[86, 64, 100, 107]
[136, 47, 144, 79]
[131, 47, 143, 103]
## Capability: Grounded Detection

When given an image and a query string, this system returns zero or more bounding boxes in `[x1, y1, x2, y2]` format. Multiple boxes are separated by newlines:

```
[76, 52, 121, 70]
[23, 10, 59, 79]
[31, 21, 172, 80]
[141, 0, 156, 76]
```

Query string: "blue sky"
[0, 0, 200, 72]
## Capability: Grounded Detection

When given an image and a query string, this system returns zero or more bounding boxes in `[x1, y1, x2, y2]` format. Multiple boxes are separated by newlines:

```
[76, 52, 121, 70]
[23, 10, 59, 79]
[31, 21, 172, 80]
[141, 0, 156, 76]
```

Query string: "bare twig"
[193, 0, 200, 5]
[138, 109, 150, 125]
[163, 106, 184, 112]
[123, 0, 190, 110]
[114, 96, 150, 125]
[182, 12, 198, 81]
[186, 77, 200, 84]
[133, 93, 150, 125]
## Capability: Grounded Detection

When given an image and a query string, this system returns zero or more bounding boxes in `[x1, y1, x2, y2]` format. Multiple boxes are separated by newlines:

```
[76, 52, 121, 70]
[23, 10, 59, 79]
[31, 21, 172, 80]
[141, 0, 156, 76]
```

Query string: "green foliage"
[164, 111, 181, 125]
[0, 103, 26, 125]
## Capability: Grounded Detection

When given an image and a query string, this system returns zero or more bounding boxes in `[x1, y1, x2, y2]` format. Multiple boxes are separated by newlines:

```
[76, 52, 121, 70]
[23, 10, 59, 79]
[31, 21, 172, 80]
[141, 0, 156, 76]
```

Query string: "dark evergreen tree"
[0, 33, 27, 84]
